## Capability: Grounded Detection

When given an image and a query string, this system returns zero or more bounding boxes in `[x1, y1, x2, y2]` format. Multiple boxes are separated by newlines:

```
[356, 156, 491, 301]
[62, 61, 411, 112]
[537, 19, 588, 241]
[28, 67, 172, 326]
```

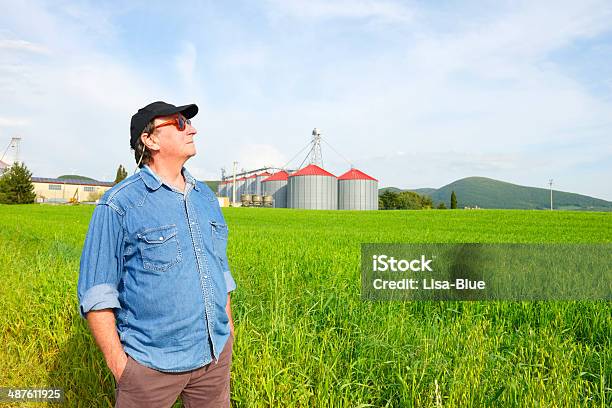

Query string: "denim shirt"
[77, 164, 236, 372]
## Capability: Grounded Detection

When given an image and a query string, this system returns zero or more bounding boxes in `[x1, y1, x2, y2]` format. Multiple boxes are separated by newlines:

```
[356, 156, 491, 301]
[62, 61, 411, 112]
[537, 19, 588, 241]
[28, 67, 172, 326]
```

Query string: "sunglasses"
[154, 114, 191, 131]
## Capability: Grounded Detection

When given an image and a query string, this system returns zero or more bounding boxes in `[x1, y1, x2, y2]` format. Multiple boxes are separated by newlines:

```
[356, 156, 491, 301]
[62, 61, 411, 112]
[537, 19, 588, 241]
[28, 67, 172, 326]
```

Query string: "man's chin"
[182, 152, 196, 163]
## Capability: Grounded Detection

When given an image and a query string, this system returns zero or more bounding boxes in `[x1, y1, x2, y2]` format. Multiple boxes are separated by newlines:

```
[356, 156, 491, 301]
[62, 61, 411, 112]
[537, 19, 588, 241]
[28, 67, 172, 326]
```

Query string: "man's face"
[149, 113, 198, 162]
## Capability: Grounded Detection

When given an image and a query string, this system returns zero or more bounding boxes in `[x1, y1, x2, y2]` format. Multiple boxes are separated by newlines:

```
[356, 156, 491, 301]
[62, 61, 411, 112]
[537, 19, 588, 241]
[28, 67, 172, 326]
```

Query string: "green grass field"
[0, 205, 610, 407]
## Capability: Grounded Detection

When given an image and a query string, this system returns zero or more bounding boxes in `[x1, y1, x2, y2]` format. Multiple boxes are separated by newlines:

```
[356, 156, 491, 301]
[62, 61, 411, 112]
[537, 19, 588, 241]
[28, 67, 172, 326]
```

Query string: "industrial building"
[261, 170, 288, 208]
[218, 129, 378, 210]
[1, 137, 114, 204]
[287, 164, 338, 210]
[32, 177, 114, 203]
[337, 168, 379, 210]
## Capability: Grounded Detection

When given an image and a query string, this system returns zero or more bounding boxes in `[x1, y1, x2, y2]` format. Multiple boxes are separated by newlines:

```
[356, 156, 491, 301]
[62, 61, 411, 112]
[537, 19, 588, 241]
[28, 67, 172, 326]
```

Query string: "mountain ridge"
[381, 176, 612, 211]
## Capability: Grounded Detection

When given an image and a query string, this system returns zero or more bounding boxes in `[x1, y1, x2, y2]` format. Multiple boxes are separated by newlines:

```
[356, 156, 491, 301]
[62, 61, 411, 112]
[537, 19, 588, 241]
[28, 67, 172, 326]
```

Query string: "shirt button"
[159, 237, 163, 240]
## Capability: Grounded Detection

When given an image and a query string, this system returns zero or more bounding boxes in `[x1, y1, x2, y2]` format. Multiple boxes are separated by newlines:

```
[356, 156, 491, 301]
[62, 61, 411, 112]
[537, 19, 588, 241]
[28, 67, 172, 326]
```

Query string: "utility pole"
[232, 161, 238, 206]
[549, 179, 553, 210]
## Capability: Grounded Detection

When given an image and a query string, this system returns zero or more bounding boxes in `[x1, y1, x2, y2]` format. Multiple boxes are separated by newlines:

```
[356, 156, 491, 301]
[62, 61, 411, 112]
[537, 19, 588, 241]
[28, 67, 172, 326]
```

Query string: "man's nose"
[187, 123, 197, 136]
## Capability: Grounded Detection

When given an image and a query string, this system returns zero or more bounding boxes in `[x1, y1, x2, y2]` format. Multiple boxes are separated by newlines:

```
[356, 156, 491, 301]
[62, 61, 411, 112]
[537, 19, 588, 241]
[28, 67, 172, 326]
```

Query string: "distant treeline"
[379, 190, 442, 210]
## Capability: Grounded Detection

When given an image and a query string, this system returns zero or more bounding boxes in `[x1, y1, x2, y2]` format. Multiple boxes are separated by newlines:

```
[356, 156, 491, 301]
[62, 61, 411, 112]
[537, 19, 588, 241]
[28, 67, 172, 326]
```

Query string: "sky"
[1, 0, 611, 200]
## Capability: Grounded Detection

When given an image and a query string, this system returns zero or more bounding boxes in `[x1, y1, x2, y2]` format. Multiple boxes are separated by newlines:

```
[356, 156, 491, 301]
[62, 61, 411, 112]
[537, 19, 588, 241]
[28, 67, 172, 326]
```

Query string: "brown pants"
[115, 334, 233, 408]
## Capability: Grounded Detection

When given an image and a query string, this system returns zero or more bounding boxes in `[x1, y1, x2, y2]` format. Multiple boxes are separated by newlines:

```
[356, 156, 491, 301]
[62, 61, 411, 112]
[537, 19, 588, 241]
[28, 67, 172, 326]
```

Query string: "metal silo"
[226, 181, 233, 201]
[235, 177, 246, 197]
[338, 168, 379, 210]
[255, 172, 271, 196]
[245, 174, 257, 194]
[287, 164, 337, 210]
[262, 171, 288, 208]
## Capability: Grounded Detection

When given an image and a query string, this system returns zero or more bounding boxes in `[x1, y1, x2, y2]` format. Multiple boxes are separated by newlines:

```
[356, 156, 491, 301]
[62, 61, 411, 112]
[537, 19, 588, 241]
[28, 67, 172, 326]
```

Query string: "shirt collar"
[182, 166, 200, 191]
[140, 164, 200, 192]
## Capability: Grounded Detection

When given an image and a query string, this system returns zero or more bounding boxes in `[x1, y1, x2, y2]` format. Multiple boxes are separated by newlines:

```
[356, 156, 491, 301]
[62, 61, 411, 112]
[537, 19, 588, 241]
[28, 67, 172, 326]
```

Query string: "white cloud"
[216, 45, 268, 70]
[265, 0, 415, 23]
[175, 42, 197, 87]
[0, 117, 29, 127]
[235, 143, 288, 171]
[0, 2, 175, 181]
[0, 39, 50, 54]
[1, 1, 611, 201]
[248, 1, 612, 198]
[406, 0, 612, 79]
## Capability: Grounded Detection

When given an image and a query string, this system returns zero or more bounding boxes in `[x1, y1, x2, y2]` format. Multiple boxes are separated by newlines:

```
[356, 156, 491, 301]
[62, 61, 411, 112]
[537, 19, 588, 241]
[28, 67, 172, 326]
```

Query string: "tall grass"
[0, 205, 610, 407]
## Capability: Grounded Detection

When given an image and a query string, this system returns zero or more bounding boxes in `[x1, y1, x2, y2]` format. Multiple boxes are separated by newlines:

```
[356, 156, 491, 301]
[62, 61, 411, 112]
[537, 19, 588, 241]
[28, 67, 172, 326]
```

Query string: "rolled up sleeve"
[77, 203, 124, 319]
[224, 270, 237, 292]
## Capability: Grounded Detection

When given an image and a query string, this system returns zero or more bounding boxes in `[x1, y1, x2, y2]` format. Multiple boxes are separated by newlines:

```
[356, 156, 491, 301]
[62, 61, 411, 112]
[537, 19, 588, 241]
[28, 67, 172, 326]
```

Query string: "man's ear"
[141, 133, 160, 151]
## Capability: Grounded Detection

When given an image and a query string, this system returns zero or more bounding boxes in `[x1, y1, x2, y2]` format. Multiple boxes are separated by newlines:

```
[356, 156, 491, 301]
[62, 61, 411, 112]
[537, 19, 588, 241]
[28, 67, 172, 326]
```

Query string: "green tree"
[114, 164, 128, 185]
[437, 202, 447, 209]
[450, 190, 457, 209]
[420, 194, 433, 209]
[0, 162, 36, 204]
[396, 191, 423, 209]
[379, 190, 399, 210]
[379, 190, 434, 210]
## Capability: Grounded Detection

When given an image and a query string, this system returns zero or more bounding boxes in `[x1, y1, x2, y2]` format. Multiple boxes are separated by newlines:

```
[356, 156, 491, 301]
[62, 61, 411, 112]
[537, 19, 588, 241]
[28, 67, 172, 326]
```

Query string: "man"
[77, 101, 236, 407]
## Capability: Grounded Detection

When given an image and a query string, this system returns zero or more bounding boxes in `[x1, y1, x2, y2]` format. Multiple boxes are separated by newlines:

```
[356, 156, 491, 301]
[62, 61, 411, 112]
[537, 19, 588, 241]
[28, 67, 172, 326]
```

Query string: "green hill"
[380, 187, 437, 196]
[57, 174, 98, 182]
[410, 188, 437, 196]
[378, 187, 405, 194]
[431, 177, 612, 210]
[381, 177, 612, 211]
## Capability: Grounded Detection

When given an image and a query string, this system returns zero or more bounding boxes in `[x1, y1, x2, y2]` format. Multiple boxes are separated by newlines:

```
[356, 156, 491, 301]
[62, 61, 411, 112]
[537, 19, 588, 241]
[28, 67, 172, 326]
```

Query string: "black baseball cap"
[130, 101, 198, 149]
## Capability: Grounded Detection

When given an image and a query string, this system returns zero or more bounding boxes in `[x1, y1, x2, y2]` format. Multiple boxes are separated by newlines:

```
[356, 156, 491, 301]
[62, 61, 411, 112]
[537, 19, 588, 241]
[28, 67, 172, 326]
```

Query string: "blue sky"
[1, 0, 611, 200]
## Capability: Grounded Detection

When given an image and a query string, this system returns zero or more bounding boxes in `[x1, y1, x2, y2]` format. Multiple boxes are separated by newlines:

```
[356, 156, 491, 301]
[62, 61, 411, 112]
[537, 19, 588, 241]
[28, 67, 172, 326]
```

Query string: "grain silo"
[218, 181, 225, 197]
[226, 181, 233, 201]
[287, 164, 337, 210]
[235, 177, 246, 197]
[245, 174, 257, 194]
[262, 171, 288, 208]
[338, 168, 379, 210]
[255, 172, 271, 196]
[220, 128, 380, 210]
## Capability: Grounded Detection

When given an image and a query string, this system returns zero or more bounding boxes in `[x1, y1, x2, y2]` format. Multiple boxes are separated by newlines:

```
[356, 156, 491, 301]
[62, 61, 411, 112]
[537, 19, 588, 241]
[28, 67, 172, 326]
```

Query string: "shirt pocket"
[209, 220, 229, 271]
[136, 225, 182, 272]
